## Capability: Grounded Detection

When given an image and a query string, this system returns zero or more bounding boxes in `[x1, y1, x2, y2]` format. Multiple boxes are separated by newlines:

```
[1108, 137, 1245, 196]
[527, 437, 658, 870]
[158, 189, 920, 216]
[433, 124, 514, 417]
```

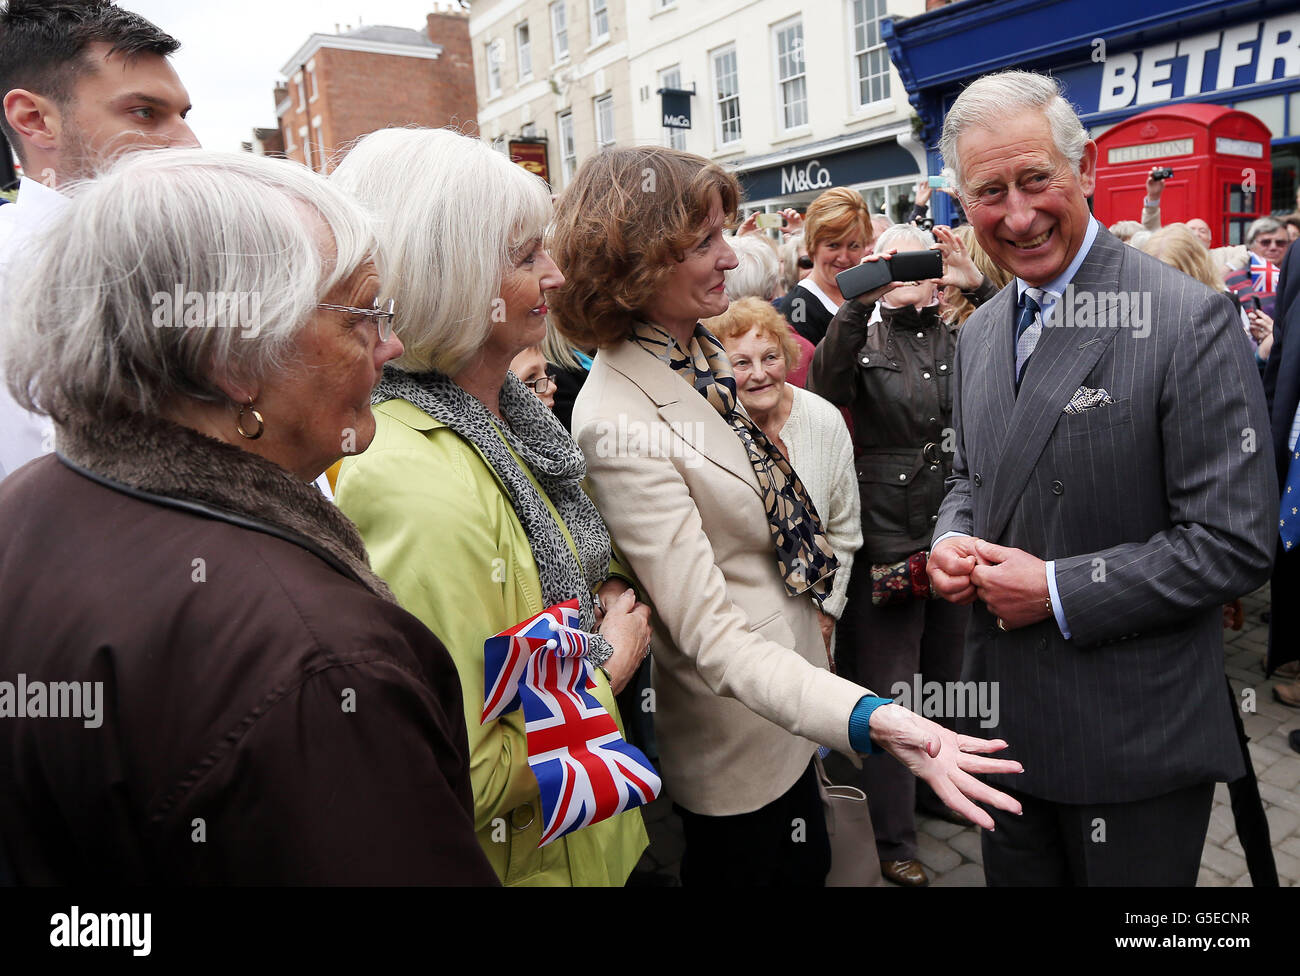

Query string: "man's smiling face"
[957, 110, 1097, 287]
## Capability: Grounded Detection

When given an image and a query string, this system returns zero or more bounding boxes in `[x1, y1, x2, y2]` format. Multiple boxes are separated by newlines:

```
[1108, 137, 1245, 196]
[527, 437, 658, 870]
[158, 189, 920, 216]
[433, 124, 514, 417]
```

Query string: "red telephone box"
[1093, 104, 1272, 248]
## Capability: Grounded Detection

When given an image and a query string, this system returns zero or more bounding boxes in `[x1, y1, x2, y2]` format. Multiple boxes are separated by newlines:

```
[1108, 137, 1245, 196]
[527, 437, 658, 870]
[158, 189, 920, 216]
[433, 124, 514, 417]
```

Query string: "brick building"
[274, 12, 478, 173]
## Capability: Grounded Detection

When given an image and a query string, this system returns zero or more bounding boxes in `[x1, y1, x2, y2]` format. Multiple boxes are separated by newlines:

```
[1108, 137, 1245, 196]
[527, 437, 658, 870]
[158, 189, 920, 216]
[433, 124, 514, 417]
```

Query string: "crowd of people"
[0, 0, 1296, 888]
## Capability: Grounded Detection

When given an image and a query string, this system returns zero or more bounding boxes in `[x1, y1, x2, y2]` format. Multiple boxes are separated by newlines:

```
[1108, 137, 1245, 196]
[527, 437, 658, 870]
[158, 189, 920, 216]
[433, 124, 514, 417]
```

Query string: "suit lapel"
[984, 230, 1126, 542]
[601, 339, 762, 497]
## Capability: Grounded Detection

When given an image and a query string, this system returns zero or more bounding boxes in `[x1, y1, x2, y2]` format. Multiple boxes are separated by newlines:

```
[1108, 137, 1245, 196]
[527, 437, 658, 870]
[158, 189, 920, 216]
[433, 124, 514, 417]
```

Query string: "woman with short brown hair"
[551, 146, 1022, 886]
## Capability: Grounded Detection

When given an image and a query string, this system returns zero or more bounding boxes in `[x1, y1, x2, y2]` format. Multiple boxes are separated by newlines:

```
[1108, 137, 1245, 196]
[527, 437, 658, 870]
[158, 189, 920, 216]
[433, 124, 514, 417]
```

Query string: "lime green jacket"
[337, 398, 648, 886]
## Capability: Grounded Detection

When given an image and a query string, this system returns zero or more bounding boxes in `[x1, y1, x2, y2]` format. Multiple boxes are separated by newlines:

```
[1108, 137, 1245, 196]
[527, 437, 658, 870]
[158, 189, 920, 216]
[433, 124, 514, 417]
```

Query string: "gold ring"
[997, 618, 1008, 632]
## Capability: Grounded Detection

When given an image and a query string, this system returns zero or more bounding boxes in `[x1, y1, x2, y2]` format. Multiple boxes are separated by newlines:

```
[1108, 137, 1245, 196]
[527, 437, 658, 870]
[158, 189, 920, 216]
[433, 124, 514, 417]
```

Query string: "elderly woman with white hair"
[0, 149, 497, 884]
[725, 234, 816, 387]
[329, 128, 652, 887]
[807, 221, 998, 887]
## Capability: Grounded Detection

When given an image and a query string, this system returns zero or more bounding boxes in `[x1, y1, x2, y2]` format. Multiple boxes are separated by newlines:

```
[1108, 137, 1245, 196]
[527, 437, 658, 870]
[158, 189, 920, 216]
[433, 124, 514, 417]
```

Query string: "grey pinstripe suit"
[933, 226, 1276, 805]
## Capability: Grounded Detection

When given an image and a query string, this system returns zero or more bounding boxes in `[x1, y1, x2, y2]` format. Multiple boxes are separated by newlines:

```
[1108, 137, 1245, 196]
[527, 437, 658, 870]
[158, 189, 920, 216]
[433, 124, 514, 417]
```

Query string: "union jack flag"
[482, 600, 583, 723]
[1250, 252, 1281, 294]
[482, 600, 661, 847]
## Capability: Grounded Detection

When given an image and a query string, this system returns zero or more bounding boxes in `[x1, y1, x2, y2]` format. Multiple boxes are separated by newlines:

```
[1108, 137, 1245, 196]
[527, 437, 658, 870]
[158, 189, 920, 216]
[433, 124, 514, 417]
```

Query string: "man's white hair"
[330, 127, 552, 376]
[940, 70, 1089, 197]
[724, 234, 780, 301]
[2, 148, 375, 420]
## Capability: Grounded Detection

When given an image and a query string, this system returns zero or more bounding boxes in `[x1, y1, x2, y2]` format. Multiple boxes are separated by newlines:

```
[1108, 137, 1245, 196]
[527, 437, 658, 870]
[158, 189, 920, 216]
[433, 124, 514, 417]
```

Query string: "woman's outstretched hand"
[867, 703, 1023, 829]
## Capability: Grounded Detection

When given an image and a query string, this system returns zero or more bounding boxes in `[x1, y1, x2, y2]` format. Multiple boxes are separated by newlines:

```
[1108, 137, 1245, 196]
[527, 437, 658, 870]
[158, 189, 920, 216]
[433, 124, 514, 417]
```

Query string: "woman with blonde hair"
[781, 186, 873, 345]
[1142, 224, 1271, 359]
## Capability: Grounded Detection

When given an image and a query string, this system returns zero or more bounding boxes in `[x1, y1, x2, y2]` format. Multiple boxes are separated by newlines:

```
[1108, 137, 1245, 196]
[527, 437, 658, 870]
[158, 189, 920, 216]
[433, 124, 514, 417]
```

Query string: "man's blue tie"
[1280, 448, 1300, 551]
[1015, 289, 1043, 390]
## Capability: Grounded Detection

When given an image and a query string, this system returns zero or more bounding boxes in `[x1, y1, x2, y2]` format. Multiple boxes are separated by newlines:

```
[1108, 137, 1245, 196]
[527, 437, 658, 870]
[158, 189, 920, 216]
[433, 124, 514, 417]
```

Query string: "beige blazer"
[573, 336, 872, 816]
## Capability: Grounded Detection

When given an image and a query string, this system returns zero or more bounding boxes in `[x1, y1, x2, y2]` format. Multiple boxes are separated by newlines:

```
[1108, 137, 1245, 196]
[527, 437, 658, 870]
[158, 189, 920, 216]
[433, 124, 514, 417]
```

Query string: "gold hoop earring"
[236, 398, 264, 440]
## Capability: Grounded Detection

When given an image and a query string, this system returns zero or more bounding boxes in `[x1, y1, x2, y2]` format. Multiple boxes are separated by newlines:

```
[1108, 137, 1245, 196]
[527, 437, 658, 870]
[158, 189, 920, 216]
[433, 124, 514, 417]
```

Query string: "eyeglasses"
[522, 373, 555, 395]
[317, 297, 396, 342]
[797, 256, 814, 269]
[1256, 237, 1287, 249]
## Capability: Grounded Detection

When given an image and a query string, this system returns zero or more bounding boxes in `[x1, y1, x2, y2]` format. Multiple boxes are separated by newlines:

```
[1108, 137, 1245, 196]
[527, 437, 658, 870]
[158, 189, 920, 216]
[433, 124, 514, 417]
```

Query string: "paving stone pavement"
[633, 585, 1300, 887]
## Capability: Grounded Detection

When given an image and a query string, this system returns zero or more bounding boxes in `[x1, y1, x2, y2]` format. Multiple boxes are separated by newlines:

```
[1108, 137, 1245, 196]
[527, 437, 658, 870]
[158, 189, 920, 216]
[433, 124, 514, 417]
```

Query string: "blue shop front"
[883, 0, 1300, 227]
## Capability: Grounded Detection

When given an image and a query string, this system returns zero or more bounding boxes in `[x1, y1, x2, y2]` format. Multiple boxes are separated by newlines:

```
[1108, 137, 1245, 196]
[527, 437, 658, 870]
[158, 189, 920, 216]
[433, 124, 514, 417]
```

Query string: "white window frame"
[850, 0, 891, 111]
[711, 44, 741, 148]
[550, 1, 569, 62]
[515, 21, 532, 81]
[772, 17, 807, 132]
[590, 0, 609, 44]
[558, 110, 576, 185]
[594, 92, 615, 148]
[299, 124, 312, 170]
[307, 60, 318, 102]
[295, 72, 305, 110]
[658, 65, 686, 151]
[311, 117, 324, 172]
[486, 39, 503, 98]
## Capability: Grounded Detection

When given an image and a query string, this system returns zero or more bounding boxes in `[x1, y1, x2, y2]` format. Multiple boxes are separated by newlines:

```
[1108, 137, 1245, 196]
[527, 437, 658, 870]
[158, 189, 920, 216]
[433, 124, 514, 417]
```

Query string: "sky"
[127, 0, 470, 152]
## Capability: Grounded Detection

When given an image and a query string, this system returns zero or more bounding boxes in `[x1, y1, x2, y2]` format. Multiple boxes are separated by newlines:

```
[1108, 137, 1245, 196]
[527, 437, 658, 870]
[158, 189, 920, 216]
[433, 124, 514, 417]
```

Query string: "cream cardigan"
[779, 385, 862, 620]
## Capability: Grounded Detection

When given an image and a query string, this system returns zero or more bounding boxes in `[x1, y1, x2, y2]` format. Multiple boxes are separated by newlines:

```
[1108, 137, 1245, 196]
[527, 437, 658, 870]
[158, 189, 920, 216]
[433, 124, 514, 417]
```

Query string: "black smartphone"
[1244, 294, 1261, 313]
[836, 249, 944, 300]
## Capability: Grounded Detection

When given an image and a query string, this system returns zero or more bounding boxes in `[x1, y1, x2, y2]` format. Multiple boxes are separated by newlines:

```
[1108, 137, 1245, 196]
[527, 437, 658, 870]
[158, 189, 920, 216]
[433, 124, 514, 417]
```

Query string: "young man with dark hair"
[0, 0, 197, 480]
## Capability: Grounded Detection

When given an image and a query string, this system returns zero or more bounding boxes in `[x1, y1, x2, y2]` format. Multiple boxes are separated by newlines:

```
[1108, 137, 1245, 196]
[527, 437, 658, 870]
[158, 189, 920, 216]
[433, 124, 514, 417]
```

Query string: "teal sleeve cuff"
[848, 696, 894, 754]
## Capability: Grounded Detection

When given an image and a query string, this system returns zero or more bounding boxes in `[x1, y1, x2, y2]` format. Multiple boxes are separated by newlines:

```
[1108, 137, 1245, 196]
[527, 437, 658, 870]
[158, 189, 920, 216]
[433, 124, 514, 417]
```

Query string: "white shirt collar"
[0, 176, 70, 252]
[799, 276, 841, 316]
[1015, 215, 1101, 306]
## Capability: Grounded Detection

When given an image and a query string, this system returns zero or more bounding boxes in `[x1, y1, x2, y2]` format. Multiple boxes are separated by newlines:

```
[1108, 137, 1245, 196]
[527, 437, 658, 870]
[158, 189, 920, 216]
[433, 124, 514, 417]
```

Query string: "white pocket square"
[1063, 386, 1115, 415]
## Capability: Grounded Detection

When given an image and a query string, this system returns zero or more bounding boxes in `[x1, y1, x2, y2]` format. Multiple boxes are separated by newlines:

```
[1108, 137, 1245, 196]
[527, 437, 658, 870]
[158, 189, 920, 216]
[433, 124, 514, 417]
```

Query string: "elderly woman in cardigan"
[0, 149, 495, 884]
[706, 297, 860, 657]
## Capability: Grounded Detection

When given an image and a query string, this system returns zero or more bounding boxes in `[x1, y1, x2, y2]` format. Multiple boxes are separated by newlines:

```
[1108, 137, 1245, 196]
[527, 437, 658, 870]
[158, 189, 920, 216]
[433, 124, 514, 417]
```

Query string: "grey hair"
[778, 231, 805, 293]
[1246, 216, 1284, 247]
[1128, 230, 1153, 250]
[873, 223, 935, 255]
[330, 127, 552, 376]
[940, 70, 1089, 195]
[724, 234, 780, 301]
[1, 148, 375, 421]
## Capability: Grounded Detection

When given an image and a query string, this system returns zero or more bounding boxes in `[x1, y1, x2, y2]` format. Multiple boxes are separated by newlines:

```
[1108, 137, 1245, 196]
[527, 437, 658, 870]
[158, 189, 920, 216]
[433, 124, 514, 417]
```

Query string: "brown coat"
[0, 414, 497, 885]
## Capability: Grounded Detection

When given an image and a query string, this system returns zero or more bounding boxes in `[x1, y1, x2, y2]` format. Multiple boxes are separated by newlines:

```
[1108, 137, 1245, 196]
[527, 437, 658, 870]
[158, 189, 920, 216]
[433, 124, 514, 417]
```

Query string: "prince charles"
[928, 71, 1275, 885]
